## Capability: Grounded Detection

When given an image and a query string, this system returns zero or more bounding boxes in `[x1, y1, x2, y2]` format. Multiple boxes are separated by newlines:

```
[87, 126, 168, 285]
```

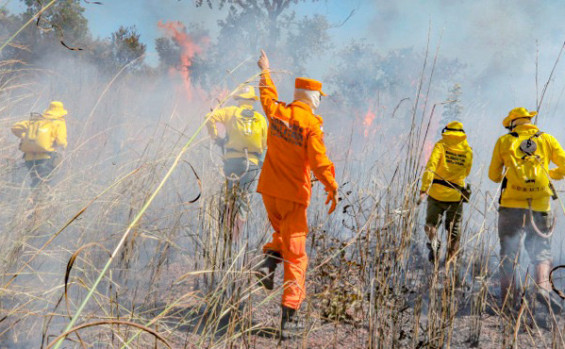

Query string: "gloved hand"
[325, 188, 339, 214]
[214, 137, 227, 148]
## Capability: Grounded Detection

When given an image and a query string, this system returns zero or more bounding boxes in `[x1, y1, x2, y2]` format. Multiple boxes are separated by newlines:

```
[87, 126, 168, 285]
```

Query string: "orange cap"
[295, 77, 326, 96]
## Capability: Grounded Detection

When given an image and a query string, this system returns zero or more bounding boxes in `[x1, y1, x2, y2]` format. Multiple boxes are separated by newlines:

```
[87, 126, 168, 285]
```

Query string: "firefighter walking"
[254, 50, 338, 336]
[206, 85, 268, 239]
[420, 121, 473, 268]
[489, 107, 565, 312]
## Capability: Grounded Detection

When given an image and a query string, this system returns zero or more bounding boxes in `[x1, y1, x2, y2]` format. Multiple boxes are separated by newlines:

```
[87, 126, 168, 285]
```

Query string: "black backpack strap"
[432, 179, 465, 192]
[498, 177, 508, 204]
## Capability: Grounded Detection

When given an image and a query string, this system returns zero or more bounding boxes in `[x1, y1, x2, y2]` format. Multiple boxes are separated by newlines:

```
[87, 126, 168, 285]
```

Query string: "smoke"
[4, 1, 565, 346]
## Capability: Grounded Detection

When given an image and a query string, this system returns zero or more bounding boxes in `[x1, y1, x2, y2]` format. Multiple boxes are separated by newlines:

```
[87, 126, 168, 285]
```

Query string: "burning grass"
[1, 51, 565, 349]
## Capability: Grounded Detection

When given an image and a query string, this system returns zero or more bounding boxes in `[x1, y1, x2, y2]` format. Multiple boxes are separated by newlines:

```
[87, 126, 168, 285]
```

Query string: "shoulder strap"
[508, 130, 543, 139]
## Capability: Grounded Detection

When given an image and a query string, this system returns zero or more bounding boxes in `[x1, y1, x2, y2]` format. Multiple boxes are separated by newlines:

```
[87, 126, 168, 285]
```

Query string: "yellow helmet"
[234, 85, 258, 101]
[441, 121, 465, 135]
[43, 101, 68, 118]
[502, 107, 536, 128]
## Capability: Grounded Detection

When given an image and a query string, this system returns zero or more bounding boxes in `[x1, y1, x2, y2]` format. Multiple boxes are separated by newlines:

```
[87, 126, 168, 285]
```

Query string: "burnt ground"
[151, 261, 565, 349]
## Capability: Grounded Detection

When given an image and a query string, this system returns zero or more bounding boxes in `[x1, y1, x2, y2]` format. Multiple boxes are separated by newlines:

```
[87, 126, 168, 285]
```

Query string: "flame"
[157, 21, 207, 101]
[363, 109, 376, 137]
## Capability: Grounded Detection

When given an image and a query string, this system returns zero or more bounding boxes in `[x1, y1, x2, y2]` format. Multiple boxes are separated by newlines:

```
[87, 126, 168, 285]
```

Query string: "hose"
[527, 198, 555, 239]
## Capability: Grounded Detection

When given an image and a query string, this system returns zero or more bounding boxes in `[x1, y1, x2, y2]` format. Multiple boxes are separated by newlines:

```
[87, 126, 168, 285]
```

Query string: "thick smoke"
[2, 0, 565, 347]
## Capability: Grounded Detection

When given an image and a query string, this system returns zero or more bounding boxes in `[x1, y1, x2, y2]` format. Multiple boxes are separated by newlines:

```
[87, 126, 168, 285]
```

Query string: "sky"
[4, 0, 565, 117]
[3, 0, 372, 67]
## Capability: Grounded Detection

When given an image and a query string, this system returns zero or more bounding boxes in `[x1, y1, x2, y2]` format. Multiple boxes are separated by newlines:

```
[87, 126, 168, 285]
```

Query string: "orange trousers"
[262, 194, 308, 310]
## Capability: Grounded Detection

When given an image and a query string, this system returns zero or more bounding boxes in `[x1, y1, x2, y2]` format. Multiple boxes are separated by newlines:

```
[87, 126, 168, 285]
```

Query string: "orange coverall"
[258, 71, 338, 310]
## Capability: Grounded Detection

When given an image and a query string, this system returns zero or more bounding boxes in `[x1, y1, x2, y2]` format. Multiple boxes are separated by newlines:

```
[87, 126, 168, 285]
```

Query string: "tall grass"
[1, 50, 565, 349]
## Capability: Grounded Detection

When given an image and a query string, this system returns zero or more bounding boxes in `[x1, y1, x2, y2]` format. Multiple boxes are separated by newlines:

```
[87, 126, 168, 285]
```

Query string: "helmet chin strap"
[441, 127, 465, 134]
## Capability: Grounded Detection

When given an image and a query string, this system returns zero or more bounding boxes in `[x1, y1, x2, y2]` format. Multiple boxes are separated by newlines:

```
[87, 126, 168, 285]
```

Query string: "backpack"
[502, 131, 554, 200]
[227, 108, 264, 154]
[19, 113, 55, 153]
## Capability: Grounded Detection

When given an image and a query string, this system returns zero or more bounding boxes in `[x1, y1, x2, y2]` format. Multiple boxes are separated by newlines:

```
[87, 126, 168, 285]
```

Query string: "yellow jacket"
[11, 113, 67, 161]
[206, 103, 268, 165]
[489, 124, 565, 212]
[421, 132, 473, 202]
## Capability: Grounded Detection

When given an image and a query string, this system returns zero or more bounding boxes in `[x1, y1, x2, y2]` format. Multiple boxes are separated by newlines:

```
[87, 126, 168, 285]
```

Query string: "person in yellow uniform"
[489, 107, 565, 312]
[206, 85, 268, 238]
[11, 101, 68, 187]
[420, 121, 473, 265]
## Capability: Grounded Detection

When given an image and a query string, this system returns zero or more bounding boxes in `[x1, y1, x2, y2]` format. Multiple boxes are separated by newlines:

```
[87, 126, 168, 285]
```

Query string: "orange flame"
[363, 109, 376, 137]
[157, 21, 207, 101]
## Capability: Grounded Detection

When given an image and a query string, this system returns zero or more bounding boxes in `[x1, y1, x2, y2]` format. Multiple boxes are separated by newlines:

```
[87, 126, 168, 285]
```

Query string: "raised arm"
[257, 50, 286, 121]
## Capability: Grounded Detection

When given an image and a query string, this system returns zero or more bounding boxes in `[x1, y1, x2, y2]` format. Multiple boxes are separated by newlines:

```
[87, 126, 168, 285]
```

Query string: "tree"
[441, 84, 463, 124]
[109, 26, 146, 70]
[0, 7, 25, 59]
[196, 0, 321, 48]
[22, 0, 89, 44]
[7, 0, 89, 63]
[186, 0, 329, 89]
[326, 40, 465, 119]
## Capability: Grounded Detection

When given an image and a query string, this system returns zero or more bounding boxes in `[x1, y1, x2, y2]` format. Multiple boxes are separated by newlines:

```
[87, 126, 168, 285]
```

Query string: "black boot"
[536, 288, 563, 314]
[255, 251, 280, 290]
[280, 305, 297, 340]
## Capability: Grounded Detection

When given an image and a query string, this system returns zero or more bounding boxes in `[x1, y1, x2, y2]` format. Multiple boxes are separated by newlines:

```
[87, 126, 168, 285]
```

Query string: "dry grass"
[1, 51, 565, 349]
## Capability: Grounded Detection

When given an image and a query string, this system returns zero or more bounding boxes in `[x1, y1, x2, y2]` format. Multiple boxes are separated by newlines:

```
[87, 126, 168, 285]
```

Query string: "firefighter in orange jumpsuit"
[255, 50, 339, 333]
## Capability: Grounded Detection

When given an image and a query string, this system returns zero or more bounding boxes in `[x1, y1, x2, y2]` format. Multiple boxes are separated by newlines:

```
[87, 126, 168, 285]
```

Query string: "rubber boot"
[255, 251, 280, 290]
[280, 305, 297, 340]
[535, 262, 562, 314]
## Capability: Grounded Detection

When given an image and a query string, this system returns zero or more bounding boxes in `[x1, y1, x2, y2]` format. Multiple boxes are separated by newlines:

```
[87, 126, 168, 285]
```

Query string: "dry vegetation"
[2, 50, 565, 349]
